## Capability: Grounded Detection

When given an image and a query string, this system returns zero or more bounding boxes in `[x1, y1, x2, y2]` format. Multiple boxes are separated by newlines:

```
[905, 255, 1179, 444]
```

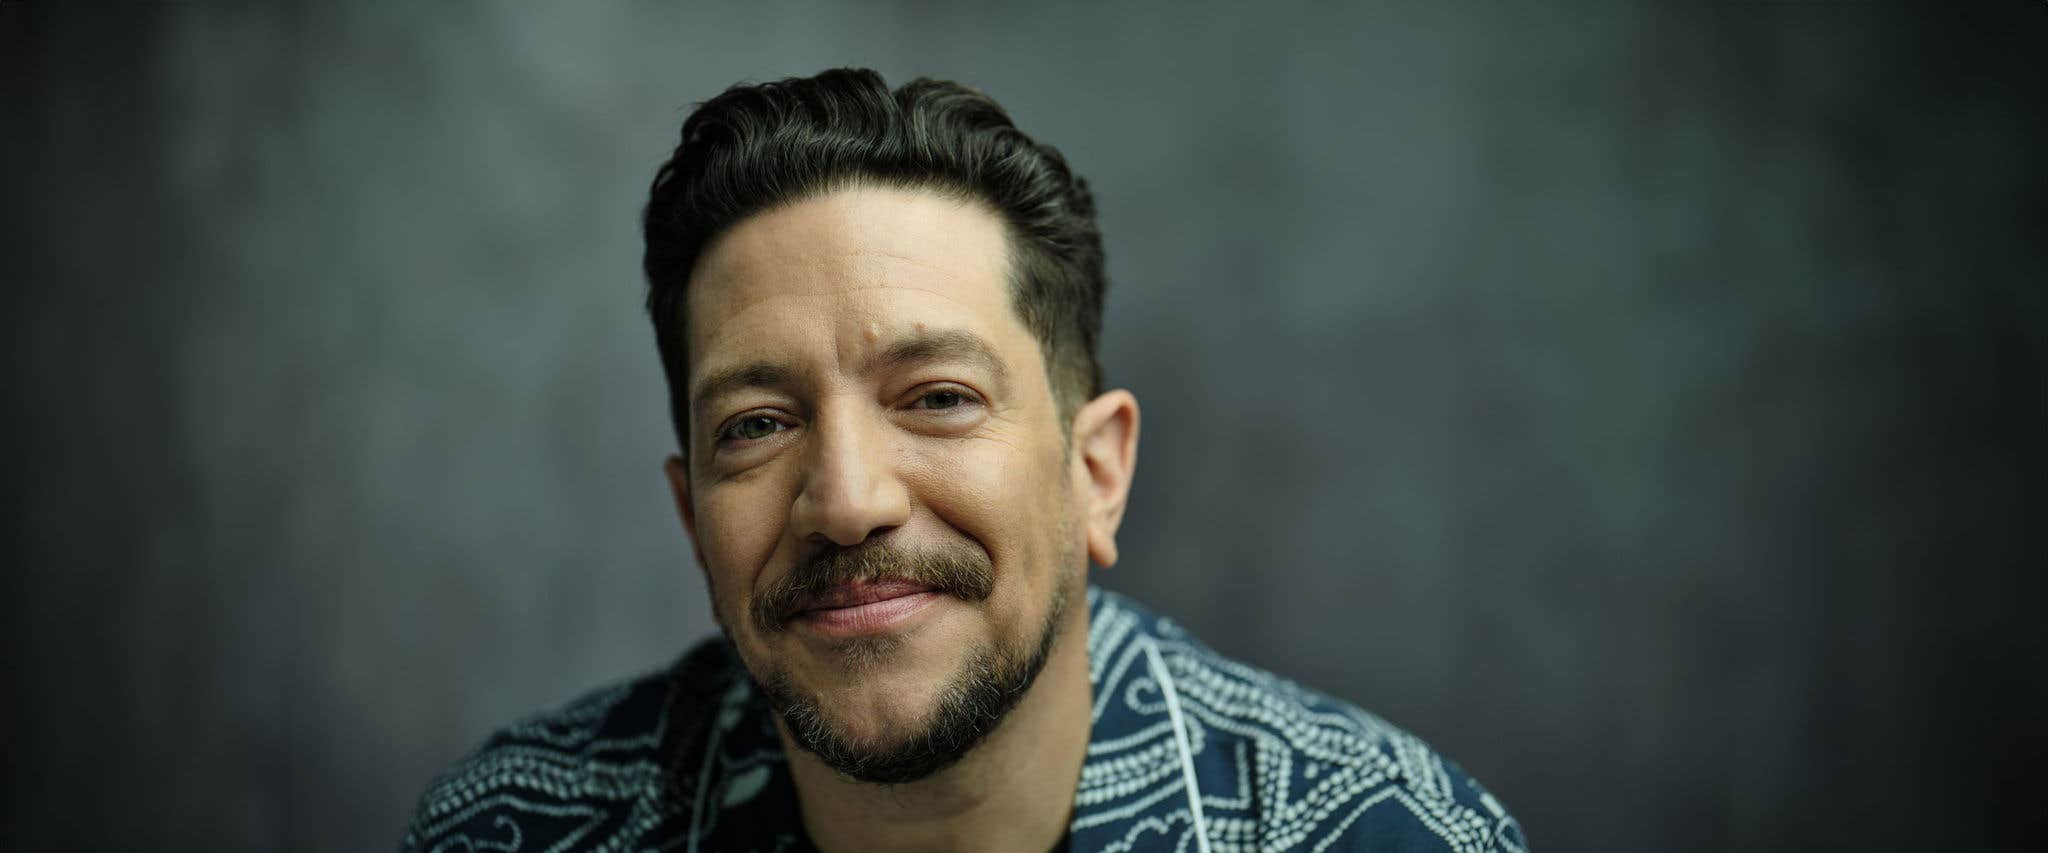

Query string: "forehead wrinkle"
[699, 209, 1004, 306]
[708, 229, 990, 296]
[696, 277, 1006, 364]
[855, 243, 1000, 284]
[691, 275, 987, 352]
[686, 289, 834, 377]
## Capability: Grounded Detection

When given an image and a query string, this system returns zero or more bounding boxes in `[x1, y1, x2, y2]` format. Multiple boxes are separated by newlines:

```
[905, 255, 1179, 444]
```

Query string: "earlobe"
[1075, 390, 1140, 569]
[1087, 526, 1121, 569]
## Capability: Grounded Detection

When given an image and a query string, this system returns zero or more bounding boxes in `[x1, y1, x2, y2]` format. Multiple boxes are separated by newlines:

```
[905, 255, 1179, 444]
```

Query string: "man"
[404, 68, 1524, 852]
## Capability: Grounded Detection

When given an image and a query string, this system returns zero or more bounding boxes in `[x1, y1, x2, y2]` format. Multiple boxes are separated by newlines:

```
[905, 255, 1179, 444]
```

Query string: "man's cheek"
[696, 519, 762, 625]
[702, 496, 764, 562]
[922, 443, 1021, 527]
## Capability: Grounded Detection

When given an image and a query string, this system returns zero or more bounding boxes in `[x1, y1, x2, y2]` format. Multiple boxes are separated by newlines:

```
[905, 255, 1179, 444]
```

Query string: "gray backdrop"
[5, 3, 2043, 851]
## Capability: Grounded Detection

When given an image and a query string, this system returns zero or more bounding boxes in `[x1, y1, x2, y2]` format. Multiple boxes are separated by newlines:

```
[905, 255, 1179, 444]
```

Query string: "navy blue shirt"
[404, 587, 1526, 851]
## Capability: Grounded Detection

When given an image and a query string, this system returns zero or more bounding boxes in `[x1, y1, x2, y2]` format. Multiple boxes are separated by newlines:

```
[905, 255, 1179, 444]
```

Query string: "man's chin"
[786, 708, 954, 774]
[769, 680, 988, 785]
[759, 633, 1052, 785]
[735, 574, 1070, 785]
[776, 675, 952, 743]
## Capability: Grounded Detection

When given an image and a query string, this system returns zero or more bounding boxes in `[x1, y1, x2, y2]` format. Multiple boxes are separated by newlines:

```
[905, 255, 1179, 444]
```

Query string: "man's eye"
[914, 389, 967, 410]
[723, 416, 785, 441]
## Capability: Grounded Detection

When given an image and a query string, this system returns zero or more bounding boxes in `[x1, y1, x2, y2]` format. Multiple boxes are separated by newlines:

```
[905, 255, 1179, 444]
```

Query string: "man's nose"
[789, 405, 912, 547]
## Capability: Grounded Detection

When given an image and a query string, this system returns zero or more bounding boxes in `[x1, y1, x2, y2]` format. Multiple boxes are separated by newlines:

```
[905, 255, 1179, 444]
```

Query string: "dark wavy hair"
[643, 68, 1106, 454]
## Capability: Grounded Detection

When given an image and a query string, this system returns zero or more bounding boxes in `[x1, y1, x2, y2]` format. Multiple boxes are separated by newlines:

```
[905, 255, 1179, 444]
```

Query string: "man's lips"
[791, 579, 942, 638]
[797, 578, 937, 613]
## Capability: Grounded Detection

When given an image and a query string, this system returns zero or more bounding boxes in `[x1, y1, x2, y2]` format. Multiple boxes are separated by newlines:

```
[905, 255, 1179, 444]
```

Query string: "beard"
[726, 533, 1074, 785]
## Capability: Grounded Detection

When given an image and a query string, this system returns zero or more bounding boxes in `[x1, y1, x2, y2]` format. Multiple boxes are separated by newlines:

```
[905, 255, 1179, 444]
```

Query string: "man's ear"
[1072, 390, 1140, 569]
[662, 454, 706, 568]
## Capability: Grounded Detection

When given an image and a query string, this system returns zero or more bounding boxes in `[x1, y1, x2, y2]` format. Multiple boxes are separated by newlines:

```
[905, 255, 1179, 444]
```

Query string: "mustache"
[751, 538, 995, 635]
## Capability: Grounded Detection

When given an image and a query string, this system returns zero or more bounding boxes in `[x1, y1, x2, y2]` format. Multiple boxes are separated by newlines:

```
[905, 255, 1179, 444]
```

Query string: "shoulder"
[399, 639, 736, 852]
[1084, 588, 1528, 852]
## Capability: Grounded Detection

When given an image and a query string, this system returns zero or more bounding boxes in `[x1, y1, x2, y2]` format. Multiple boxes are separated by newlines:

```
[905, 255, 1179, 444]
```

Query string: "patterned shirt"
[403, 587, 1526, 851]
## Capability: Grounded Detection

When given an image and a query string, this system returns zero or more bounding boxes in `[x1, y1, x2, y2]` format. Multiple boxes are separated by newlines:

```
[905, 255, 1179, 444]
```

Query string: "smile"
[793, 579, 944, 638]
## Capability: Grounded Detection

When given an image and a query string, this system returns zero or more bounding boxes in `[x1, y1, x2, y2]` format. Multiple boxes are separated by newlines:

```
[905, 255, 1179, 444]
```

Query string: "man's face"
[670, 186, 1086, 782]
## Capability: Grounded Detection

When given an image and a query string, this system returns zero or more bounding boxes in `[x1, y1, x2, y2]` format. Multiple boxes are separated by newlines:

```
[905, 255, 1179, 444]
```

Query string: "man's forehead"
[685, 186, 1020, 367]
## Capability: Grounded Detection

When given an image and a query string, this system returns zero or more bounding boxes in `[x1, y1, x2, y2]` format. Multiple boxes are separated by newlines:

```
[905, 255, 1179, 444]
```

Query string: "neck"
[779, 591, 1093, 853]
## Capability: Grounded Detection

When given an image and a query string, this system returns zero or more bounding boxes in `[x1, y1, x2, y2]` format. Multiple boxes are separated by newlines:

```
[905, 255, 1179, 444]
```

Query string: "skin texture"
[662, 186, 1141, 852]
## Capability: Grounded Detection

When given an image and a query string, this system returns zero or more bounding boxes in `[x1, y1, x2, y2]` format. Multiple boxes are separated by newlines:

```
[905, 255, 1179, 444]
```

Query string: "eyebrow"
[689, 362, 797, 423]
[862, 329, 1011, 394]
[688, 329, 1012, 427]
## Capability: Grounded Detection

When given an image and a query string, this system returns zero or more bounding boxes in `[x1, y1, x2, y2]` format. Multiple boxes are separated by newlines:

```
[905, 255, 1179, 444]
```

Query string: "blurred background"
[5, 3, 2043, 850]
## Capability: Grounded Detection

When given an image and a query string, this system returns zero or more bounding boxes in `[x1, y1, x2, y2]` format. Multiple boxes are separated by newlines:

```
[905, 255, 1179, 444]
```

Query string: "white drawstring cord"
[1142, 635, 1212, 853]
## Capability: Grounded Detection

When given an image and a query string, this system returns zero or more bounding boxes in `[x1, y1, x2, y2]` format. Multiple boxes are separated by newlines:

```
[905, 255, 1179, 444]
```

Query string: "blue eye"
[723, 416, 785, 441]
